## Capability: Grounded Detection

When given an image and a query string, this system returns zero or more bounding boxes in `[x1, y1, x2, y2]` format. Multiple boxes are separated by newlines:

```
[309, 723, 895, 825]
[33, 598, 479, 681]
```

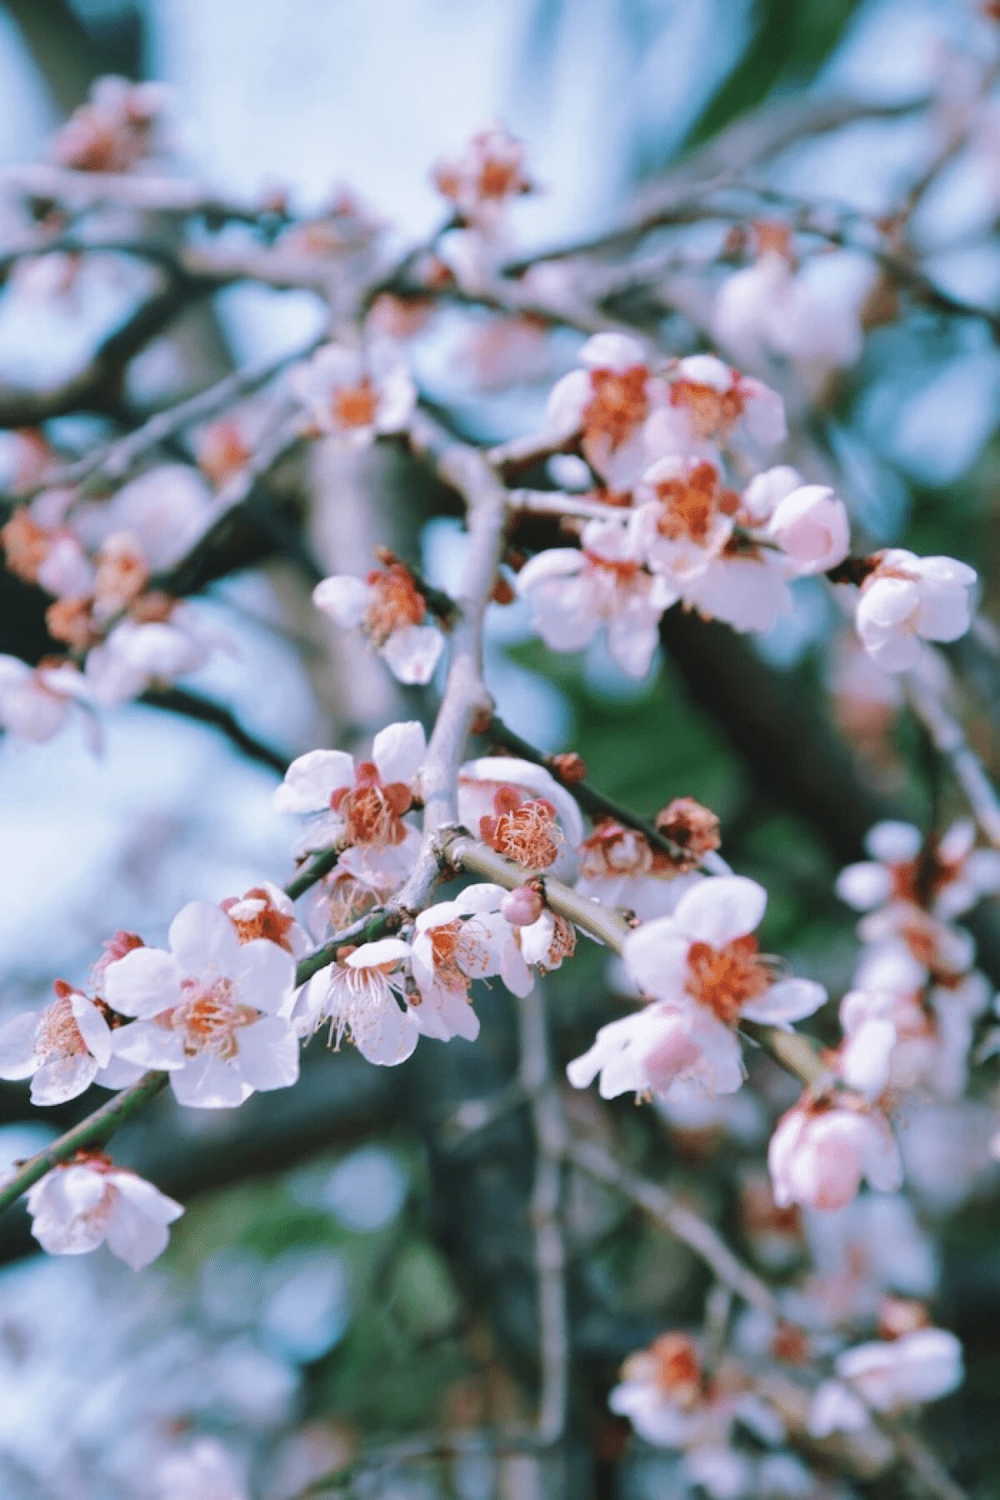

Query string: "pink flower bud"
[501, 885, 545, 926]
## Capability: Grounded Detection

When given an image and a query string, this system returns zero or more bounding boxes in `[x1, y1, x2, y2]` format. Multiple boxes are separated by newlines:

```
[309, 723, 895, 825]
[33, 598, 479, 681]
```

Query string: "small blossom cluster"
[0, 462, 220, 741]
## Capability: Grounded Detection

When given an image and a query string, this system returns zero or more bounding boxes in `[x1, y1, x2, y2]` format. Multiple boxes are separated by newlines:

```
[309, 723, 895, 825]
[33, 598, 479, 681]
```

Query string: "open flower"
[854, 550, 976, 671]
[0, 982, 119, 1105]
[152, 1439, 248, 1500]
[809, 1326, 963, 1435]
[836, 819, 1000, 921]
[567, 999, 746, 1101]
[83, 606, 212, 706]
[275, 721, 425, 875]
[431, 123, 532, 231]
[290, 342, 415, 445]
[643, 354, 786, 461]
[515, 516, 675, 678]
[0, 655, 90, 742]
[104, 901, 298, 1108]
[313, 562, 444, 685]
[295, 937, 418, 1065]
[544, 333, 672, 490]
[633, 456, 738, 586]
[575, 819, 704, 921]
[220, 882, 310, 958]
[768, 1095, 902, 1212]
[458, 757, 584, 876]
[25, 1152, 183, 1270]
[410, 884, 532, 1042]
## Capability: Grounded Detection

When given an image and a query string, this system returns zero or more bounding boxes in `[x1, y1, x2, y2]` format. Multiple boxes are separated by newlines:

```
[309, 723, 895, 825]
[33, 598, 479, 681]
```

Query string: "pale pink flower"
[633, 456, 738, 587]
[836, 818, 1000, 921]
[74, 463, 214, 573]
[680, 544, 794, 634]
[838, 973, 989, 1102]
[153, 1439, 248, 1500]
[574, 819, 704, 922]
[516, 517, 675, 677]
[516, 906, 578, 974]
[83, 607, 211, 706]
[35, 532, 94, 599]
[290, 342, 415, 445]
[104, 901, 298, 1108]
[622, 877, 826, 1032]
[566, 999, 745, 1101]
[275, 721, 425, 873]
[544, 333, 671, 490]
[313, 563, 444, 685]
[855, 549, 977, 671]
[457, 756, 585, 874]
[0, 983, 119, 1104]
[219, 882, 310, 959]
[410, 884, 532, 1042]
[644, 354, 786, 463]
[294, 937, 418, 1065]
[51, 75, 168, 173]
[0, 655, 90, 741]
[809, 1327, 963, 1435]
[768, 1097, 903, 1212]
[855, 907, 975, 986]
[766, 483, 850, 576]
[432, 124, 531, 231]
[25, 1153, 183, 1269]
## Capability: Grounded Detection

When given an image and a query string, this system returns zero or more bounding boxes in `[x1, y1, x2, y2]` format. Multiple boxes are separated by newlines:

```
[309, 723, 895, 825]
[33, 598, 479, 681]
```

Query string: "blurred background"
[3, 1, 1000, 1496]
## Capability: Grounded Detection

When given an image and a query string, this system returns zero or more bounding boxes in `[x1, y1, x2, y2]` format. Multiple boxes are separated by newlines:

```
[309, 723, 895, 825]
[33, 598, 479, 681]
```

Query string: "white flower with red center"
[458, 757, 585, 877]
[275, 721, 425, 873]
[623, 875, 826, 1035]
[219, 882, 310, 959]
[809, 1325, 963, 1435]
[768, 1095, 903, 1212]
[837, 971, 989, 1104]
[575, 819, 704, 922]
[313, 562, 444, 685]
[0, 981, 119, 1105]
[289, 341, 415, 445]
[294, 938, 418, 1066]
[544, 333, 672, 490]
[103, 901, 298, 1108]
[854, 549, 977, 671]
[516, 906, 578, 975]
[836, 818, 1000, 922]
[0, 655, 91, 742]
[24, 1151, 183, 1270]
[410, 884, 533, 1042]
[854, 906, 975, 987]
[633, 455, 739, 587]
[643, 354, 786, 462]
[515, 517, 675, 678]
[431, 124, 532, 231]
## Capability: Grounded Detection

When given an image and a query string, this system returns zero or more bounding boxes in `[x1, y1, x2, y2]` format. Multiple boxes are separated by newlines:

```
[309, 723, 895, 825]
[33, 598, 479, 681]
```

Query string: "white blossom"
[855, 550, 976, 671]
[25, 1156, 183, 1270]
[410, 884, 532, 1042]
[313, 564, 444, 685]
[294, 937, 419, 1065]
[768, 1098, 902, 1212]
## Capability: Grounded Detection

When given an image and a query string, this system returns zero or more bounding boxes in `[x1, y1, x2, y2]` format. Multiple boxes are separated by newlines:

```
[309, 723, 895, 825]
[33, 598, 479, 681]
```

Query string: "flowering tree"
[4, 10, 1000, 1497]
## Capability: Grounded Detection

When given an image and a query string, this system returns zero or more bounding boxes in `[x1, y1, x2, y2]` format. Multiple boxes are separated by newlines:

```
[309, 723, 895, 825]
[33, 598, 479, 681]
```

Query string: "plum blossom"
[83, 606, 213, 706]
[0, 980, 128, 1104]
[51, 75, 167, 172]
[275, 721, 425, 875]
[837, 971, 989, 1103]
[567, 999, 746, 1101]
[633, 456, 739, 588]
[836, 818, 1000, 921]
[104, 901, 298, 1108]
[458, 757, 584, 875]
[575, 819, 704, 922]
[290, 342, 415, 445]
[0, 655, 91, 742]
[410, 884, 532, 1042]
[152, 1439, 248, 1500]
[515, 515, 675, 677]
[543, 333, 671, 490]
[431, 124, 532, 231]
[645, 353, 787, 462]
[680, 537, 794, 634]
[765, 482, 850, 577]
[854, 550, 977, 671]
[768, 1096, 903, 1212]
[313, 562, 444, 685]
[24, 1152, 183, 1270]
[809, 1324, 963, 1435]
[220, 882, 310, 959]
[294, 937, 418, 1065]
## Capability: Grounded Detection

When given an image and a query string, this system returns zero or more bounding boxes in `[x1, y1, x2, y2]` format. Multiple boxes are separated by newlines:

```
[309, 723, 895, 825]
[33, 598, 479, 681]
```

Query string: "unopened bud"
[655, 797, 720, 870]
[501, 885, 545, 927]
[551, 751, 587, 784]
[492, 574, 516, 605]
[374, 545, 398, 567]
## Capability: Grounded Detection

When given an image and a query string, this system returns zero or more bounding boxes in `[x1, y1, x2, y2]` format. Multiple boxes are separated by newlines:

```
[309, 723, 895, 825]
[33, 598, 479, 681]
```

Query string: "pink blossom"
[295, 937, 419, 1065]
[290, 342, 415, 445]
[516, 517, 674, 678]
[837, 818, 1000, 921]
[431, 124, 532, 231]
[83, 607, 212, 706]
[855, 549, 977, 671]
[766, 483, 850, 576]
[0, 983, 121, 1104]
[410, 884, 532, 1042]
[644, 354, 786, 462]
[633, 456, 738, 587]
[574, 818, 708, 921]
[768, 1097, 902, 1212]
[544, 333, 671, 490]
[220, 882, 310, 959]
[809, 1327, 963, 1434]
[457, 756, 584, 874]
[51, 75, 168, 173]
[0, 655, 90, 741]
[275, 721, 425, 874]
[681, 544, 794, 634]
[74, 463, 214, 573]
[566, 999, 745, 1101]
[313, 563, 444, 685]
[104, 901, 298, 1108]
[25, 1153, 183, 1270]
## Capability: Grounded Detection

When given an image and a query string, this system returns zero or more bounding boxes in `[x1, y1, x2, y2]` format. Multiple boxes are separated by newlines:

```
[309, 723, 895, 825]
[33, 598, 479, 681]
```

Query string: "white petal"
[110, 1019, 187, 1069]
[274, 749, 355, 814]
[0, 1012, 42, 1079]
[741, 978, 826, 1025]
[865, 821, 922, 864]
[346, 938, 412, 968]
[381, 624, 444, 684]
[234, 1015, 300, 1091]
[170, 1052, 253, 1108]
[674, 876, 767, 947]
[621, 919, 691, 1000]
[372, 720, 426, 785]
[233, 938, 296, 1015]
[351, 990, 420, 1066]
[103, 947, 183, 1019]
[312, 574, 369, 628]
[30, 1053, 99, 1106]
[835, 862, 894, 910]
[169, 900, 242, 977]
[71, 994, 112, 1067]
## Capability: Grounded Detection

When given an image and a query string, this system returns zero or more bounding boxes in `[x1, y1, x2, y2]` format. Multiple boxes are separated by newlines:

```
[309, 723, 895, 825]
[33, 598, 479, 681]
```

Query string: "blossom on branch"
[809, 1320, 963, 1435]
[290, 342, 415, 445]
[0, 980, 127, 1104]
[295, 937, 418, 1065]
[24, 1152, 183, 1270]
[313, 562, 445, 684]
[836, 819, 1000, 922]
[768, 1094, 902, 1212]
[410, 884, 532, 1042]
[104, 901, 298, 1108]
[853, 550, 977, 671]
[431, 124, 532, 232]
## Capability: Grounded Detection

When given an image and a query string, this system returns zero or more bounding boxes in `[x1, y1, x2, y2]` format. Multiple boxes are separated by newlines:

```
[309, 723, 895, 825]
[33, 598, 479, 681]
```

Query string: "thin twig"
[906, 673, 1000, 848]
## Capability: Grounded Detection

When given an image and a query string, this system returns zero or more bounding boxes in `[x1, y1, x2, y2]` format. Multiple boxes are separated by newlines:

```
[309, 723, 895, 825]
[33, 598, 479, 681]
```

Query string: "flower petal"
[104, 947, 183, 1019]
[674, 875, 767, 947]
[274, 749, 355, 815]
[372, 720, 426, 785]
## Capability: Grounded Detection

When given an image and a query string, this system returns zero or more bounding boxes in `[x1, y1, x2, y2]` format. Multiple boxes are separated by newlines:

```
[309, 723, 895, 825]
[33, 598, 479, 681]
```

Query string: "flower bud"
[501, 885, 545, 927]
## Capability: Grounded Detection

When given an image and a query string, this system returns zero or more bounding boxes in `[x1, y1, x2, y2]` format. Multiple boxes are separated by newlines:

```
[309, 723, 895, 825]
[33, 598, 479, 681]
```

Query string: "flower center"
[221, 888, 296, 950]
[332, 377, 379, 429]
[429, 920, 474, 993]
[38, 992, 86, 1061]
[480, 787, 563, 869]
[331, 762, 413, 845]
[364, 564, 426, 643]
[583, 366, 649, 451]
[171, 977, 258, 1060]
[653, 461, 737, 544]
[580, 821, 653, 880]
[685, 934, 771, 1025]
[669, 378, 745, 440]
